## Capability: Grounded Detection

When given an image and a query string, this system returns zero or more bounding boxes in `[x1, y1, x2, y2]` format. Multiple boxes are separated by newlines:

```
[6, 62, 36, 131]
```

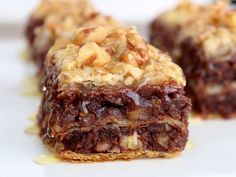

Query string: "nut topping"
[49, 26, 185, 88]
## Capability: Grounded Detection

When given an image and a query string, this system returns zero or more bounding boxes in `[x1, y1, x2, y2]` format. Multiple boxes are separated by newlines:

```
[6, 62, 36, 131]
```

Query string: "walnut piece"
[73, 26, 110, 46]
[120, 132, 143, 150]
[31, 0, 95, 21]
[78, 42, 111, 67]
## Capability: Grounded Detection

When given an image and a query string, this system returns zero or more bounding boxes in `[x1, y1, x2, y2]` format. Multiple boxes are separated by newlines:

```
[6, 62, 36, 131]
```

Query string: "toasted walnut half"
[72, 26, 110, 46]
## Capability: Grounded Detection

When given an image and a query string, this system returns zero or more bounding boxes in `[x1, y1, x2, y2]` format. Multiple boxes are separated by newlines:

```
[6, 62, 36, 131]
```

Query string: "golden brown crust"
[58, 150, 180, 162]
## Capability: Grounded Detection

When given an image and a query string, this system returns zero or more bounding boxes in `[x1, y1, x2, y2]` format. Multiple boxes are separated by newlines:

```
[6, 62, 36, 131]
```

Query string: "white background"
[0, 0, 211, 23]
[1, 1, 236, 177]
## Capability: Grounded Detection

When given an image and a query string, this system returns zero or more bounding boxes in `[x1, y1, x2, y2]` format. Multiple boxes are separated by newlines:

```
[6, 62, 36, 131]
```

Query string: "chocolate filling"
[38, 64, 191, 154]
[42, 123, 187, 153]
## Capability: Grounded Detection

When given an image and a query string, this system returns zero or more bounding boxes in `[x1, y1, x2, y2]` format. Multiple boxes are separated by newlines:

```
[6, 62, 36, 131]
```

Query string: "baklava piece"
[38, 26, 191, 162]
[25, 0, 119, 71]
[150, 1, 236, 118]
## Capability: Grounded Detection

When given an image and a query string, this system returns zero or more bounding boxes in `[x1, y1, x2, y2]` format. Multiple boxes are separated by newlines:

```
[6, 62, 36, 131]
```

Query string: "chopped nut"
[110, 146, 121, 153]
[83, 26, 109, 44]
[120, 132, 143, 150]
[31, 0, 96, 21]
[124, 76, 134, 85]
[128, 65, 143, 80]
[95, 142, 111, 152]
[77, 42, 111, 67]
[126, 28, 148, 66]
[157, 133, 169, 149]
[72, 28, 93, 46]
[73, 26, 109, 46]
[122, 51, 139, 67]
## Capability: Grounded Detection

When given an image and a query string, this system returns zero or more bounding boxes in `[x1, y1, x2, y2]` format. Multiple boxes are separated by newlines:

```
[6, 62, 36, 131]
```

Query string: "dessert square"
[38, 26, 191, 161]
[150, 1, 236, 118]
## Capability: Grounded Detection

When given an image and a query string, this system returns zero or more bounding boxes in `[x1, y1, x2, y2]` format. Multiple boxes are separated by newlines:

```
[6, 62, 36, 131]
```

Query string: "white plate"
[1, 1, 236, 176]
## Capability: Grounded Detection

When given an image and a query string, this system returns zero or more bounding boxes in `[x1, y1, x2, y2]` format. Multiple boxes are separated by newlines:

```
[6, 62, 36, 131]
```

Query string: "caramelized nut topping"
[48, 26, 185, 88]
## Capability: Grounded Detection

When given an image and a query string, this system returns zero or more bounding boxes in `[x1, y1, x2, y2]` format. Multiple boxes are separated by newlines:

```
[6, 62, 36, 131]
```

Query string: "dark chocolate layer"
[38, 64, 191, 154]
[42, 122, 188, 154]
